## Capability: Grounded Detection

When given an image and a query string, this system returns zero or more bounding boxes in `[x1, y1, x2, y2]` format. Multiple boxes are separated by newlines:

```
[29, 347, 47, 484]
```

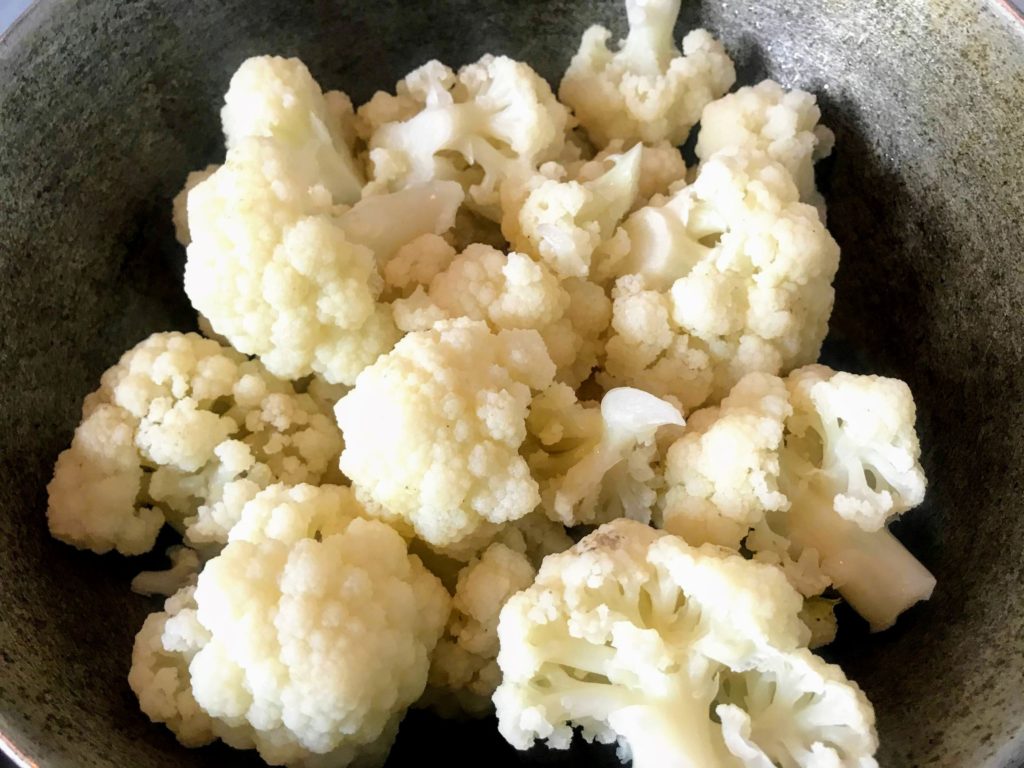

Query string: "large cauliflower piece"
[391, 244, 611, 387]
[525, 384, 684, 526]
[360, 55, 571, 220]
[494, 519, 879, 767]
[185, 56, 463, 384]
[335, 319, 556, 557]
[129, 483, 450, 767]
[424, 542, 536, 717]
[46, 333, 342, 555]
[598, 148, 840, 407]
[559, 0, 735, 147]
[696, 80, 835, 212]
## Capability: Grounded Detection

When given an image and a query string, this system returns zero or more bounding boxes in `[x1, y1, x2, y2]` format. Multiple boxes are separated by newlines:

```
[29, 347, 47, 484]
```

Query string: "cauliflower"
[220, 56, 365, 204]
[559, 0, 735, 147]
[493, 519, 879, 767]
[697, 80, 835, 212]
[172, 165, 219, 246]
[424, 543, 536, 717]
[131, 545, 201, 597]
[500, 144, 642, 279]
[660, 372, 792, 549]
[185, 57, 464, 384]
[335, 319, 556, 557]
[46, 332, 343, 555]
[525, 384, 684, 526]
[598, 148, 840, 405]
[392, 244, 610, 387]
[766, 365, 934, 631]
[360, 55, 571, 220]
[659, 365, 934, 630]
[129, 483, 450, 767]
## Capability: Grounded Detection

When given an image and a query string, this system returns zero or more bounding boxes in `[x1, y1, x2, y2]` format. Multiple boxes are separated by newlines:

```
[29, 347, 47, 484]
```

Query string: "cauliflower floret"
[392, 245, 610, 387]
[697, 80, 835, 212]
[660, 372, 792, 548]
[494, 519, 879, 767]
[559, 0, 735, 147]
[129, 484, 450, 767]
[46, 333, 343, 555]
[766, 365, 934, 631]
[500, 144, 642, 279]
[525, 384, 684, 526]
[131, 545, 202, 597]
[598, 148, 840, 405]
[383, 233, 458, 298]
[573, 139, 689, 211]
[362, 55, 571, 220]
[335, 319, 556, 557]
[220, 56, 364, 204]
[424, 543, 536, 717]
[496, 512, 575, 568]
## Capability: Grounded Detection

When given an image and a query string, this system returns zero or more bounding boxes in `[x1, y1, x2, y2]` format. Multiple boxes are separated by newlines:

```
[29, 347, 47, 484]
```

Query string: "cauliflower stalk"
[424, 542, 536, 717]
[391, 243, 611, 387]
[46, 332, 343, 555]
[598, 147, 840, 407]
[559, 0, 735, 146]
[494, 519, 879, 767]
[361, 55, 571, 220]
[129, 483, 450, 767]
[335, 319, 556, 558]
[526, 384, 684, 526]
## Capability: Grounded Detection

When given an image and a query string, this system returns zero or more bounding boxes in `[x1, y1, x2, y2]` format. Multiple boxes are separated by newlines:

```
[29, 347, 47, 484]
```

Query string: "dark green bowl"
[1, 1, 1023, 766]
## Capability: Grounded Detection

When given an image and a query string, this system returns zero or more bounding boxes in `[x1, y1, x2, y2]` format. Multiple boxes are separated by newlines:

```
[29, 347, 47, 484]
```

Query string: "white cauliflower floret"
[525, 384, 684, 526]
[46, 333, 343, 555]
[383, 233, 457, 298]
[185, 58, 463, 384]
[392, 245, 610, 387]
[131, 545, 202, 597]
[559, 0, 735, 147]
[129, 484, 450, 767]
[335, 319, 556, 557]
[660, 372, 792, 548]
[220, 55, 364, 204]
[697, 80, 835, 211]
[424, 543, 536, 717]
[598, 148, 840, 405]
[766, 365, 934, 631]
[362, 55, 571, 220]
[494, 519, 879, 767]
[600, 274, 714, 411]
[500, 144, 642, 279]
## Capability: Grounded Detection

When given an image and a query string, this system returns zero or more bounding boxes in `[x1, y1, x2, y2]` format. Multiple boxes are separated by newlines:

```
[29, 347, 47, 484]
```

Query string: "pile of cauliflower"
[46, 1, 935, 766]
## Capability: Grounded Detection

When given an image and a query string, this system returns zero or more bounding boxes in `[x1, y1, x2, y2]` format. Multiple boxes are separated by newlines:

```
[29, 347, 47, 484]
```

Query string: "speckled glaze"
[0, 1, 1022, 766]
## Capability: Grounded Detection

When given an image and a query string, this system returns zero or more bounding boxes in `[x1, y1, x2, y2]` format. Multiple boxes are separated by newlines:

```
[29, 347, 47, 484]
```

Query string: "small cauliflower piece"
[559, 0, 735, 147]
[598, 148, 840, 405]
[220, 55, 364, 204]
[46, 333, 343, 555]
[172, 165, 219, 246]
[660, 372, 792, 548]
[697, 79, 835, 211]
[493, 519, 879, 767]
[392, 244, 610, 387]
[383, 233, 458, 298]
[768, 365, 934, 631]
[131, 545, 202, 597]
[526, 384, 684, 526]
[129, 484, 450, 767]
[501, 144, 642, 279]
[424, 543, 536, 717]
[361, 55, 571, 220]
[335, 319, 556, 557]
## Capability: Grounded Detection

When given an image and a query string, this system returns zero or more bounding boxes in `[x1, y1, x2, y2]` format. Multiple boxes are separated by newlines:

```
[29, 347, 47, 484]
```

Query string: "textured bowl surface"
[1, 1, 1023, 766]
